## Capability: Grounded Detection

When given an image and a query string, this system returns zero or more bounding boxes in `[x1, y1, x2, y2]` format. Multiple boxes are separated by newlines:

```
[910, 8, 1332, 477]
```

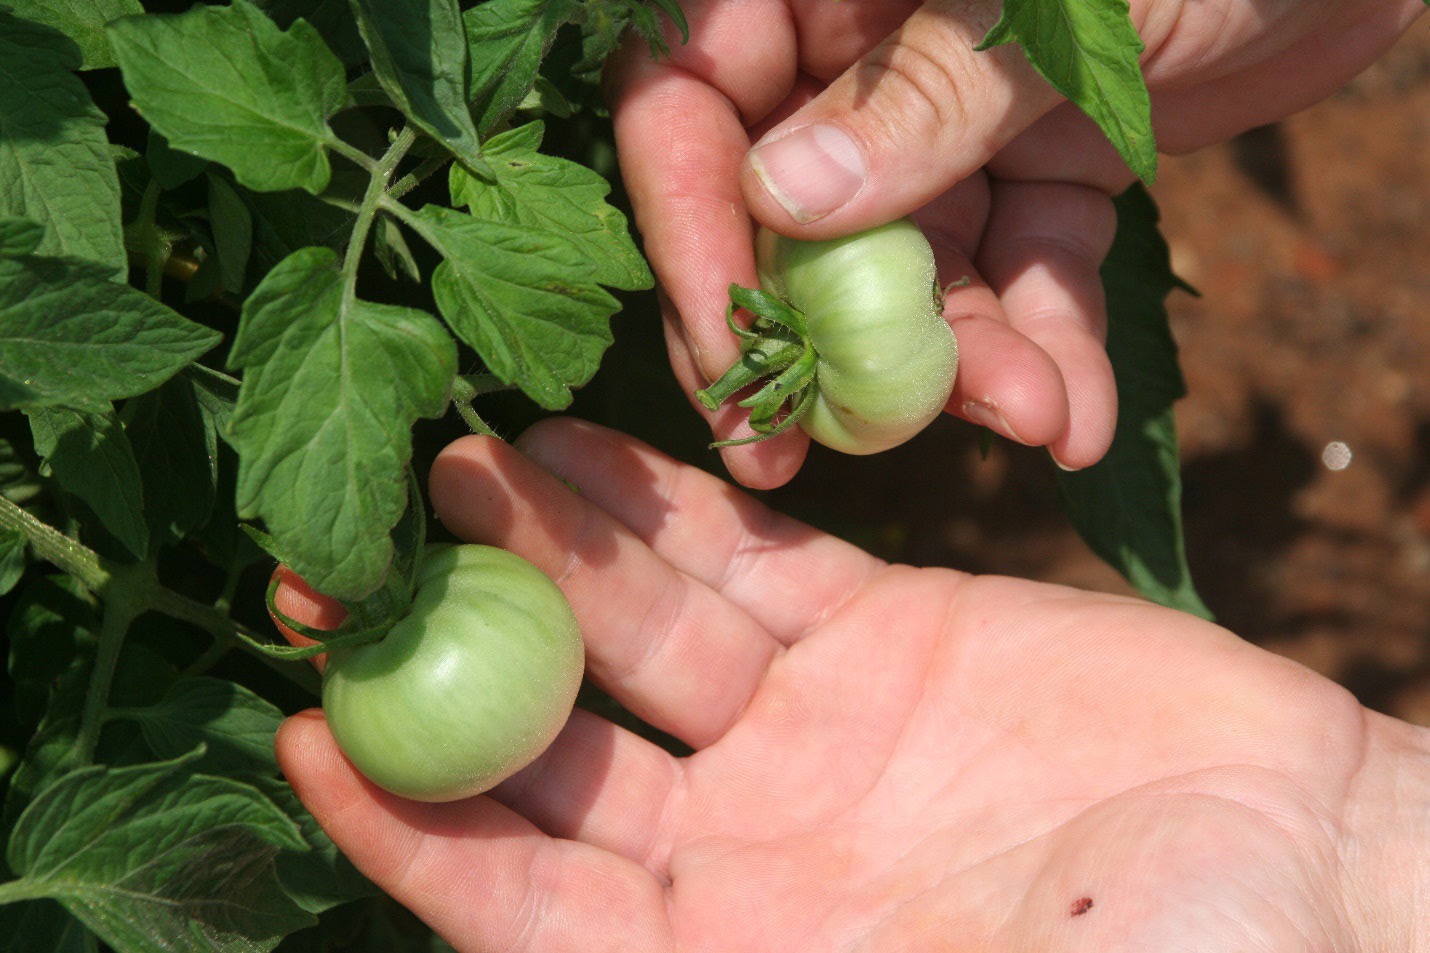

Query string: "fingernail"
[749, 124, 866, 223]
[962, 399, 1021, 443]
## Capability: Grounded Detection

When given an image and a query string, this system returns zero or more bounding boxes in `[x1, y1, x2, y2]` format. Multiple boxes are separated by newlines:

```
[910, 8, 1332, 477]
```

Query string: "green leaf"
[120, 376, 217, 549]
[0, 11, 126, 275]
[373, 214, 421, 283]
[228, 247, 457, 600]
[412, 205, 619, 410]
[6, 0, 143, 69]
[206, 172, 254, 296]
[450, 121, 653, 291]
[463, 0, 579, 136]
[1056, 184, 1208, 618]
[28, 405, 148, 561]
[0, 898, 95, 953]
[107, 0, 349, 194]
[0, 526, 27, 596]
[119, 677, 284, 776]
[257, 778, 377, 914]
[976, 0, 1156, 183]
[243, 186, 355, 280]
[146, 128, 207, 191]
[257, 0, 367, 66]
[5, 575, 97, 731]
[0, 217, 44, 258]
[0, 254, 221, 413]
[6, 754, 315, 952]
[349, 0, 491, 176]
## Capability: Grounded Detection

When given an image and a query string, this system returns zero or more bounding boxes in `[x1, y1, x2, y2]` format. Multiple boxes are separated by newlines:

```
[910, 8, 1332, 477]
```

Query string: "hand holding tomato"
[275, 420, 1429, 951]
[606, 0, 1424, 486]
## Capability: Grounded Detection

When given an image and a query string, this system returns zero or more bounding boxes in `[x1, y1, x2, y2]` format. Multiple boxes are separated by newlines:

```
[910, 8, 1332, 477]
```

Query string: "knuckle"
[858, 36, 979, 142]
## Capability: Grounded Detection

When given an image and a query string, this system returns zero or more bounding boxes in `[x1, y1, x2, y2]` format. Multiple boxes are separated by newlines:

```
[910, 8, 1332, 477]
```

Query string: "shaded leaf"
[28, 405, 148, 560]
[0, 217, 44, 258]
[120, 375, 216, 549]
[0, 254, 220, 412]
[464, 0, 578, 136]
[1056, 185, 1208, 617]
[349, 0, 490, 175]
[120, 677, 283, 777]
[7, 754, 314, 952]
[0, 11, 125, 274]
[7, 0, 143, 69]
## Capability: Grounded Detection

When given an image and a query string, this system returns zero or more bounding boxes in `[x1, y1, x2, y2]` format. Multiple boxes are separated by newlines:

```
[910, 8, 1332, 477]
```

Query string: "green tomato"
[322, 544, 583, 802]
[756, 218, 957, 454]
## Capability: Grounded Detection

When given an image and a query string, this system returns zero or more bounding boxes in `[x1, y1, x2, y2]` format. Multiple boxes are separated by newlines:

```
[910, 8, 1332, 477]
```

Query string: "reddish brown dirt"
[760, 26, 1429, 724]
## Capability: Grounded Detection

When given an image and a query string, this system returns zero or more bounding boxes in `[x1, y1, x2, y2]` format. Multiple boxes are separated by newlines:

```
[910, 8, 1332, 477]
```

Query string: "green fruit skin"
[322, 544, 583, 802]
[756, 218, 958, 455]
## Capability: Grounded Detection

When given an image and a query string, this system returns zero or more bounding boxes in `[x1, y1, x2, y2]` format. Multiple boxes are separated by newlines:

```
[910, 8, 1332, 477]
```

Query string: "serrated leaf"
[451, 121, 653, 291]
[228, 247, 457, 600]
[0, 255, 221, 412]
[0, 217, 44, 258]
[464, 0, 578, 136]
[28, 405, 148, 560]
[349, 0, 490, 175]
[1056, 184, 1208, 617]
[977, 0, 1156, 183]
[108, 0, 349, 194]
[7, 754, 314, 952]
[257, 0, 367, 66]
[0, 11, 126, 275]
[7, 0, 143, 69]
[121, 677, 283, 776]
[411, 205, 618, 410]
[121, 376, 217, 549]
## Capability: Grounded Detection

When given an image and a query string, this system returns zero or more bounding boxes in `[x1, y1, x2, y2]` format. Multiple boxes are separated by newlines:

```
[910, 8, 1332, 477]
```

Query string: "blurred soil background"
[575, 24, 1429, 725]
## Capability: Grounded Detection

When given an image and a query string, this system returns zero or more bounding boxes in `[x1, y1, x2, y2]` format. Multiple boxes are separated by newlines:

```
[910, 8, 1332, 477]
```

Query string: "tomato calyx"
[694, 284, 823, 448]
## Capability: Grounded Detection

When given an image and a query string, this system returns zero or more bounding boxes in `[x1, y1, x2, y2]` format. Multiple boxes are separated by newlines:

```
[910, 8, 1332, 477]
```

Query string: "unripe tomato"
[756, 219, 957, 454]
[322, 544, 583, 802]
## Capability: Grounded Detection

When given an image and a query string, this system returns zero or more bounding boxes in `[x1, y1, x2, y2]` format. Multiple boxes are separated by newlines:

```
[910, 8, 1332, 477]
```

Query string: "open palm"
[275, 420, 1418, 951]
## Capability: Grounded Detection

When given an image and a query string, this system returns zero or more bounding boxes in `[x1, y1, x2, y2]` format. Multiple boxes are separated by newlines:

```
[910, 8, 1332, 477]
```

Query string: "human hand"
[606, 0, 1424, 487]
[275, 419, 1429, 951]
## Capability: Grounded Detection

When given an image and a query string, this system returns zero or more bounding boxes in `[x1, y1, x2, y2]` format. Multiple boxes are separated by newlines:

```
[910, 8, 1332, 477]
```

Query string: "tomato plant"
[697, 218, 958, 454]
[321, 545, 583, 803]
[0, 0, 1254, 948]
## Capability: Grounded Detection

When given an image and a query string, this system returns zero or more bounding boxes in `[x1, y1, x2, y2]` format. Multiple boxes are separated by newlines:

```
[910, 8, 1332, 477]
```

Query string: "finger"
[276, 711, 672, 951]
[787, 0, 923, 82]
[608, 0, 797, 389]
[657, 288, 812, 491]
[911, 176, 1071, 448]
[428, 430, 782, 749]
[489, 707, 681, 869]
[740, 0, 1064, 233]
[976, 180, 1119, 469]
[511, 418, 884, 643]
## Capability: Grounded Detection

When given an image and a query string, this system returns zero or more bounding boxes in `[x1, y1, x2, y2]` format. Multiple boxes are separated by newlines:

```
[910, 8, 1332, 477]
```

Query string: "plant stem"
[74, 567, 145, 766]
[0, 495, 108, 591]
[342, 126, 417, 315]
[448, 376, 500, 438]
[387, 154, 449, 203]
[328, 136, 380, 174]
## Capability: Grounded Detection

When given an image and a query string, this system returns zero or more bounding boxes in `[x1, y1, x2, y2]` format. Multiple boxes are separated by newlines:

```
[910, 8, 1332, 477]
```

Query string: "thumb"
[740, 0, 1061, 234]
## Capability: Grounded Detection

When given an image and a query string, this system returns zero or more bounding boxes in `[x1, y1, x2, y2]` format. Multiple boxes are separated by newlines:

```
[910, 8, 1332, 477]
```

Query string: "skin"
[275, 419, 1430, 953]
[605, 0, 1427, 487]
